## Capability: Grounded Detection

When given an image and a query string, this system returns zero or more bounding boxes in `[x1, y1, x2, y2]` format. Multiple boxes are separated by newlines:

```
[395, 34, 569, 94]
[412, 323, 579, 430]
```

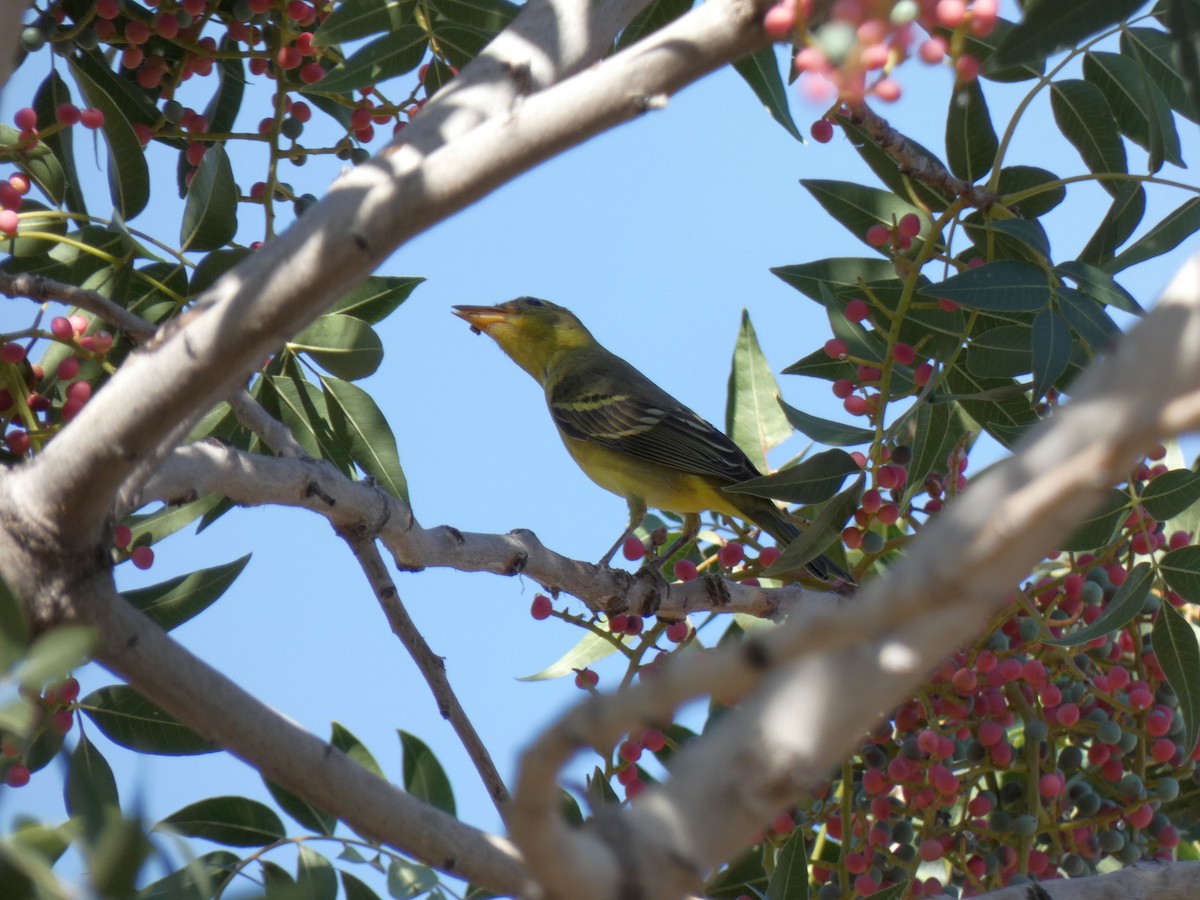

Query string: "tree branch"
[507, 252, 1200, 899]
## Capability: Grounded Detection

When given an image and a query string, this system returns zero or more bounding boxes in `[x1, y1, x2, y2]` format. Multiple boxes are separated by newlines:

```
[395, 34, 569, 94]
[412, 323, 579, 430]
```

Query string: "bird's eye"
[524, 298, 545, 307]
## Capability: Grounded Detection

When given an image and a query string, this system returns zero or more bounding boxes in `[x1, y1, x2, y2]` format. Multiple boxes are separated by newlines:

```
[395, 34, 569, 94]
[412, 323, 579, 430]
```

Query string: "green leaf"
[733, 47, 801, 141]
[766, 828, 808, 900]
[342, 871, 384, 900]
[1056, 260, 1141, 313]
[1059, 489, 1129, 552]
[332, 275, 424, 324]
[0, 574, 30, 670]
[1106, 197, 1200, 273]
[388, 858, 438, 899]
[297, 846, 338, 900]
[181, 143, 237, 251]
[518, 629, 618, 681]
[1055, 287, 1120, 352]
[124, 494, 227, 548]
[81, 685, 216, 755]
[157, 797, 286, 847]
[66, 733, 120, 828]
[989, 0, 1144, 70]
[1152, 602, 1200, 757]
[261, 374, 356, 475]
[1166, 0, 1200, 124]
[1138, 55, 1184, 172]
[726, 310, 791, 470]
[1141, 469, 1200, 521]
[204, 53, 246, 137]
[946, 78, 997, 183]
[800, 180, 926, 250]
[1123, 26, 1199, 123]
[30, 72, 85, 212]
[1050, 80, 1127, 194]
[1084, 51, 1155, 151]
[943, 17, 1043, 82]
[190, 247, 253, 297]
[264, 779, 337, 836]
[1047, 562, 1153, 646]
[290, 314, 384, 380]
[1079, 181, 1146, 267]
[781, 348, 856, 381]
[726, 449, 858, 505]
[331, 722, 386, 779]
[1161, 545, 1200, 601]
[616, 0, 694, 50]
[66, 69, 148, 218]
[1030, 307, 1072, 400]
[122, 555, 251, 632]
[14, 626, 95, 690]
[777, 399, 874, 447]
[900, 401, 961, 507]
[137, 851, 240, 900]
[429, 0, 518, 33]
[763, 478, 863, 577]
[314, 27, 428, 93]
[322, 377, 409, 502]
[399, 731, 456, 816]
[315, 0, 415, 46]
[920, 260, 1050, 312]
[940, 368, 1037, 448]
[975, 217, 1051, 264]
[772, 257, 899, 303]
[430, 24, 490, 70]
[996, 165, 1066, 219]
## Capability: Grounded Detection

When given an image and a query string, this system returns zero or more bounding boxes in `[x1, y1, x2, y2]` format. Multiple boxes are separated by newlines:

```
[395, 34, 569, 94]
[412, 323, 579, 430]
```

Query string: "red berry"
[619, 739, 642, 762]
[66, 381, 92, 402]
[622, 535, 645, 561]
[299, 62, 324, 84]
[80, 108, 105, 129]
[130, 545, 155, 569]
[823, 338, 848, 359]
[956, 54, 982, 82]
[55, 104, 81, 126]
[276, 47, 302, 70]
[641, 729, 665, 752]
[574, 669, 598, 690]
[758, 546, 781, 567]
[919, 37, 946, 63]
[919, 838, 944, 862]
[58, 677, 80, 704]
[673, 560, 698, 581]
[121, 46, 145, 70]
[291, 101, 312, 123]
[0, 342, 25, 364]
[51, 709, 73, 734]
[873, 78, 901, 102]
[0, 210, 17, 236]
[810, 119, 833, 143]
[666, 620, 689, 643]
[95, 0, 120, 18]
[865, 224, 890, 247]
[5, 764, 30, 787]
[892, 342, 916, 365]
[530, 594, 552, 620]
[717, 542, 744, 568]
[182, 0, 207, 14]
[113, 524, 132, 549]
[13, 107, 37, 131]
[5, 430, 30, 455]
[845, 298, 870, 322]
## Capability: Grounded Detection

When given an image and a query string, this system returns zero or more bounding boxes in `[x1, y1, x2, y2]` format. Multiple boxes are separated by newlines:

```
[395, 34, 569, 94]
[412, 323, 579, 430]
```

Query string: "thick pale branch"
[13, 0, 767, 549]
[973, 860, 1200, 899]
[509, 253, 1200, 898]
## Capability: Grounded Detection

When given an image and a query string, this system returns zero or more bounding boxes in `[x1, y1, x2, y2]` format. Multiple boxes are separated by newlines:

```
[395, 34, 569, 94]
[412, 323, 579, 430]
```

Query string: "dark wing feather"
[546, 351, 761, 484]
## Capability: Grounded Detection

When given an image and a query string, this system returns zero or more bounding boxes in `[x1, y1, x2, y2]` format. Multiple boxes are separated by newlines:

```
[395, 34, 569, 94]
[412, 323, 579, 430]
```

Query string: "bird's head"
[452, 297, 594, 380]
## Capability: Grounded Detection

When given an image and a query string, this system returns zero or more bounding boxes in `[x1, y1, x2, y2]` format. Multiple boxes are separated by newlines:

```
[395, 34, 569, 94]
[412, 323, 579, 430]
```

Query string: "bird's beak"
[452, 305, 510, 336]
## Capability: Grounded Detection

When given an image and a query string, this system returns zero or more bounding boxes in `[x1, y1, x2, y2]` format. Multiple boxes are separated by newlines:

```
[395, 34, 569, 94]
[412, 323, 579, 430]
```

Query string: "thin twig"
[0, 271, 156, 340]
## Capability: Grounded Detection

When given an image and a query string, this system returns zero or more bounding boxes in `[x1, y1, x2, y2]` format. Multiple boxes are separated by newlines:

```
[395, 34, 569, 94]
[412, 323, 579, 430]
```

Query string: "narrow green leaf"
[342, 871, 384, 900]
[900, 401, 959, 507]
[264, 779, 337, 836]
[763, 478, 863, 577]
[1123, 26, 1199, 123]
[1106, 197, 1200, 273]
[1079, 181, 1146, 266]
[81, 686, 216, 755]
[313, 27, 428, 93]
[996, 165, 1066, 218]
[157, 797, 286, 848]
[920, 260, 1050, 312]
[122, 555, 251, 632]
[399, 731, 456, 816]
[771, 257, 898, 303]
[429, 0, 518, 33]
[1161, 545, 1200, 601]
[518, 629, 618, 681]
[430, 24, 490, 70]
[297, 846, 337, 900]
[1047, 563, 1153, 646]
[388, 858, 438, 899]
[1030, 307, 1072, 400]
[290, 314, 383, 380]
[66, 733, 120, 826]
[1140, 470, 1200, 521]
[1056, 260, 1141, 313]
[69, 63, 149, 218]
[733, 47, 801, 141]
[1050, 80, 1127, 194]
[1166, 0, 1200, 124]
[726, 310, 791, 470]
[180, 144, 237, 251]
[1138, 56, 1184, 172]
[315, 0, 415, 46]
[1152, 603, 1200, 757]
[30, 72, 84, 211]
[781, 348, 856, 381]
[262, 375, 356, 475]
[1084, 51, 1154, 152]
[990, 0, 1144, 70]
[0, 574, 30, 671]
[976, 217, 1051, 264]
[766, 828, 808, 900]
[332, 275, 424, 324]
[331, 722, 386, 779]
[1055, 287, 1119, 353]
[136, 851, 240, 900]
[1059, 490, 1129, 552]
[801, 180, 926, 250]
[205, 53, 246, 136]
[726, 449, 858, 505]
[322, 377, 409, 502]
[125, 494, 227, 548]
[777, 399, 874, 447]
[616, 0, 694, 50]
[941, 368, 1037, 448]
[946, 79, 997, 182]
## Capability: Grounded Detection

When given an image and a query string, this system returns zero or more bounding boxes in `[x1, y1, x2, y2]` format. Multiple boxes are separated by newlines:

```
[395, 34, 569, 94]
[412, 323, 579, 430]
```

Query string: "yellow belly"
[560, 434, 742, 517]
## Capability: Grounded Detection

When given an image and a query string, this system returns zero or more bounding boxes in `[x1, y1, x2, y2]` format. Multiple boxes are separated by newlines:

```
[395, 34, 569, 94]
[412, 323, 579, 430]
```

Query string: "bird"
[452, 297, 854, 585]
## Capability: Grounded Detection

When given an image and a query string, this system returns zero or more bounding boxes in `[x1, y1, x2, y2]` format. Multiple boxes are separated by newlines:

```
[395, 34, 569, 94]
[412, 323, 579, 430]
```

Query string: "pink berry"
[641, 729, 665, 752]
[956, 54, 982, 81]
[0, 342, 25, 364]
[673, 559, 698, 581]
[68, 315, 88, 335]
[0, 209, 17, 236]
[824, 338, 848, 358]
[873, 78, 901, 102]
[892, 342, 916, 365]
[5, 764, 30, 787]
[845, 298, 870, 322]
[718, 542, 744, 568]
[866, 223, 890, 247]
[13, 107, 37, 131]
[299, 62, 325, 84]
[80, 108, 105, 130]
[574, 669, 598, 689]
[58, 677, 80, 704]
[113, 525, 132, 549]
[622, 535, 645, 561]
[276, 46, 302, 70]
[919, 838, 944, 862]
[5, 430, 30, 455]
[530, 594, 552, 620]
[898, 213, 921, 238]
[936, 0, 966, 27]
[130, 545, 155, 569]
[810, 119, 834, 143]
[919, 37, 947, 63]
[65, 381, 92, 402]
[55, 358, 80, 380]
[50, 317, 73, 340]
[762, 2, 795, 37]
[666, 620, 689, 643]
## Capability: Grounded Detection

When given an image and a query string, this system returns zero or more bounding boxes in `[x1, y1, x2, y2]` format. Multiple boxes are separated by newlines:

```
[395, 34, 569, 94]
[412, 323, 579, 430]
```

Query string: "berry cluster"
[2, 677, 80, 789]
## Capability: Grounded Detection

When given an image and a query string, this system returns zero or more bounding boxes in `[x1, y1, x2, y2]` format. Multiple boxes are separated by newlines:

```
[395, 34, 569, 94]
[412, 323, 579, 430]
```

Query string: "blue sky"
[2, 3, 1199, 892]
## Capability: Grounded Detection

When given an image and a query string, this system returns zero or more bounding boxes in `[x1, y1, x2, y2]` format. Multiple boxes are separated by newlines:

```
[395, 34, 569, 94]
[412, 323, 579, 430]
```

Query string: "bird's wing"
[546, 354, 760, 484]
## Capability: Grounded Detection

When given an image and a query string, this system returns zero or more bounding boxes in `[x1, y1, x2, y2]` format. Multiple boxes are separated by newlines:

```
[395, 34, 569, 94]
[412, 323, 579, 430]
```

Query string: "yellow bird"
[452, 298, 853, 584]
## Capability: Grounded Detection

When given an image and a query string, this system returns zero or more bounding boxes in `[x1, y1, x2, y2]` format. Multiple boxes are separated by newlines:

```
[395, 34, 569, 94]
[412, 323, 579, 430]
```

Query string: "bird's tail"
[740, 496, 857, 587]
